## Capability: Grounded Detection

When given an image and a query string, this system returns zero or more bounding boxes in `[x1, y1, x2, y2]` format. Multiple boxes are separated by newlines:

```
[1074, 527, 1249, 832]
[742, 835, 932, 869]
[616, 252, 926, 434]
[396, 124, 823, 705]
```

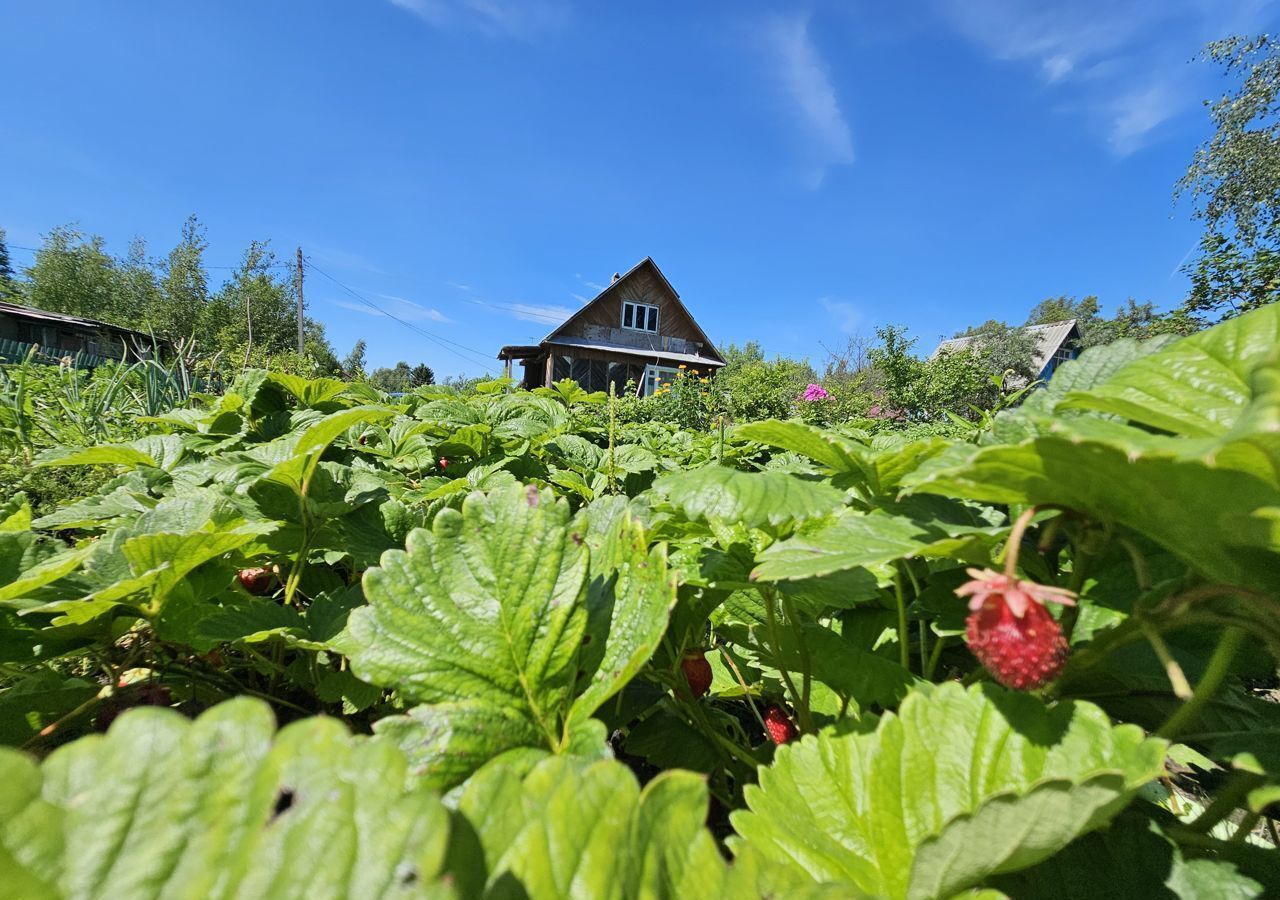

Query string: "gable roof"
[540, 257, 725, 365]
[930, 319, 1080, 375]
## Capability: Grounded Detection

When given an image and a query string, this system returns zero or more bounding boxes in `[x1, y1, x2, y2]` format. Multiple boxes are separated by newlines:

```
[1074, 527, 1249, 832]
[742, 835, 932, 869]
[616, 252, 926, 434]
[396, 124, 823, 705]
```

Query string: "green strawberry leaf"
[653, 465, 847, 530]
[458, 755, 733, 898]
[729, 682, 1166, 898]
[345, 483, 673, 787]
[0, 699, 467, 898]
[1057, 303, 1280, 436]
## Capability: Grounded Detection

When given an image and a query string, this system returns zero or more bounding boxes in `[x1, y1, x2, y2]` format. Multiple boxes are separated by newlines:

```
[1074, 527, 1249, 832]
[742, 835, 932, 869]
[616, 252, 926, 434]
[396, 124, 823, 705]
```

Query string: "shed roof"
[930, 319, 1080, 374]
[0, 300, 158, 341]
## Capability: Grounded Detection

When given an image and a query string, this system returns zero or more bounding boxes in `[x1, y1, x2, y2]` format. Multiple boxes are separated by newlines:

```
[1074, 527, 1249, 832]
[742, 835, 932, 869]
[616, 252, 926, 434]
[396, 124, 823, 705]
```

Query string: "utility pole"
[295, 247, 305, 355]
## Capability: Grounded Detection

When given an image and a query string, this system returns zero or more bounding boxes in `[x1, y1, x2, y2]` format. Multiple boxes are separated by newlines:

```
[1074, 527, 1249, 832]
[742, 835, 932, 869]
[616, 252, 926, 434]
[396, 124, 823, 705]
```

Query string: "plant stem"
[21, 691, 108, 749]
[762, 587, 805, 727]
[1001, 505, 1041, 578]
[719, 647, 767, 733]
[1140, 622, 1193, 699]
[1157, 626, 1245, 741]
[1230, 810, 1263, 843]
[893, 569, 910, 671]
[924, 632, 947, 681]
[1187, 771, 1265, 834]
[781, 596, 813, 732]
[917, 620, 929, 676]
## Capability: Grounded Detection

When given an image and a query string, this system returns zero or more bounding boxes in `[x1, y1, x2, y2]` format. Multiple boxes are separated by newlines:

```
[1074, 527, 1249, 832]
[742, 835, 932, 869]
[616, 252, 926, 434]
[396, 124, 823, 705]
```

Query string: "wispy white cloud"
[760, 13, 855, 188]
[570, 293, 590, 304]
[505, 302, 574, 324]
[332, 294, 452, 323]
[934, 0, 1275, 154]
[388, 0, 568, 39]
[575, 273, 606, 292]
[1107, 81, 1182, 156]
[819, 297, 862, 333]
[309, 246, 385, 275]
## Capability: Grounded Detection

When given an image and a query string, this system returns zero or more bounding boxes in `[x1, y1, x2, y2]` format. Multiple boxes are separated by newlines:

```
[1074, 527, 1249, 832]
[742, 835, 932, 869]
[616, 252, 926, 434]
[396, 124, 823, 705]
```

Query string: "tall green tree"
[115, 238, 163, 343]
[1179, 34, 1280, 243]
[22, 227, 132, 324]
[1179, 34, 1280, 320]
[369, 361, 413, 393]
[1025, 295, 1101, 330]
[159, 215, 210, 343]
[342, 339, 368, 377]
[0, 228, 17, 300]
[206, 242, 297, 355]
[410, 363, 435, 387]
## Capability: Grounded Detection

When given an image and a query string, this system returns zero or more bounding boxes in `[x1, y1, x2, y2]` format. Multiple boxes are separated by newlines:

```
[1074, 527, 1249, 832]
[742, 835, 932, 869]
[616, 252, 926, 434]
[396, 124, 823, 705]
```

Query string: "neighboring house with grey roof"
[497, 258, 725, 396]
[929, 319, 1082, 384]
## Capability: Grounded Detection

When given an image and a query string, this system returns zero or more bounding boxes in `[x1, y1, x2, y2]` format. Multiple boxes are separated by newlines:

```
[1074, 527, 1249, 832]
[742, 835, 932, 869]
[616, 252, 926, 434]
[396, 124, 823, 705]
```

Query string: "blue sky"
[2, 1, 1275, 376]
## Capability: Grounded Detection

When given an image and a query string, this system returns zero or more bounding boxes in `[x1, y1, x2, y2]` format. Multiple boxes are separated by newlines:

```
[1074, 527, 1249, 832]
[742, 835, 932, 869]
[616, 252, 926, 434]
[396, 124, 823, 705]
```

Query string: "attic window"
[622, 301, 658, 333]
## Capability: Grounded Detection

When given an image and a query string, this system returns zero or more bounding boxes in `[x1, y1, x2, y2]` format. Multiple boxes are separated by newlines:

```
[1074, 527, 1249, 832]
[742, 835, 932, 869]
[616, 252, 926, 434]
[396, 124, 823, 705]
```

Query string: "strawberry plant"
[0, 308, 1278, 897]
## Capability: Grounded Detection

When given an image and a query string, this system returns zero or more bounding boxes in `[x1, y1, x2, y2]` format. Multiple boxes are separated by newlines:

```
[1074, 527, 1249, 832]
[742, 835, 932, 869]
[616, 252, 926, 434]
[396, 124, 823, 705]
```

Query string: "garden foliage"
[1, 307, 1279, 897]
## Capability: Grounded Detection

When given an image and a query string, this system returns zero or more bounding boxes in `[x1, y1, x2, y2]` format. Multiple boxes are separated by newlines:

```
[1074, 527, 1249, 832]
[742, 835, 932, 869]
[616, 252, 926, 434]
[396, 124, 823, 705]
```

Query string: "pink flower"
[956, 568, 1077, 617]
[801, 383, 829, 402]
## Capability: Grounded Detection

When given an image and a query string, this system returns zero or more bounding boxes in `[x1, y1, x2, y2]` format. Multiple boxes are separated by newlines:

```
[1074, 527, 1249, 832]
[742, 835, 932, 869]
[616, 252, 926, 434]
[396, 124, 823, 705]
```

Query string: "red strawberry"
[237, 566, 275, 596]
[679, 652, 713, 699]
[956, 567, 1076, 691]
[762, 704, 797, 744]
[439, 457, 449, 469]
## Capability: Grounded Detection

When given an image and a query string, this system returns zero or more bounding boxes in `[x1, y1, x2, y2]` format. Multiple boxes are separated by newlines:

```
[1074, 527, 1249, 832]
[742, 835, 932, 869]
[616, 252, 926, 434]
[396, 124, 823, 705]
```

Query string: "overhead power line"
[305, 260, 496, 374]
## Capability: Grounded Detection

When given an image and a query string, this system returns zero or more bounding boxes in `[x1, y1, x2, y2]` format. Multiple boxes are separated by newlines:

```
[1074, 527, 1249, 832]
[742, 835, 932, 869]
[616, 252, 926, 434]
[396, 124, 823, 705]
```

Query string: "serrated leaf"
[654, 466, 847, 529]
[751, 510, 937, 582]
[346, 484, 586, 721]
[35, 435, 186, 471]
[729, 682, 1166, 898]
[459, 756, 732, 898]
[735, 420, 869, 474]
[0, 699, 465, 898]
[989, 811, 1264, 899]
[1058, 304, 1280, 436]
[570, 503, 677, 728]
[346, 485, 673, 787]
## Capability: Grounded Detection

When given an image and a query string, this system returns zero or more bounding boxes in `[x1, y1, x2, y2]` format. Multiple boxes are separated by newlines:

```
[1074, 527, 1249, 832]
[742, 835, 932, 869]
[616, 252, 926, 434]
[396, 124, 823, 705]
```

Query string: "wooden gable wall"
[553, 262, 715, 356]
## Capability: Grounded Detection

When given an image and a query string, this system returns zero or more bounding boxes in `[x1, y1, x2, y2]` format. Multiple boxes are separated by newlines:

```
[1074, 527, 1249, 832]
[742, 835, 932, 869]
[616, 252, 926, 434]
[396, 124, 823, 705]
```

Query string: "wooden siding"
[556, 264, 712, 354]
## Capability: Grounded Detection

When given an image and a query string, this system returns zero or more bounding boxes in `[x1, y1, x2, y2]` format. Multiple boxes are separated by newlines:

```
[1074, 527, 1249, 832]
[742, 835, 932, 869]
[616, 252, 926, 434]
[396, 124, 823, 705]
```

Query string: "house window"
[643, 364, 680, 396]
[622, 301, 659, 333]
[1041, 345, 1079, 380]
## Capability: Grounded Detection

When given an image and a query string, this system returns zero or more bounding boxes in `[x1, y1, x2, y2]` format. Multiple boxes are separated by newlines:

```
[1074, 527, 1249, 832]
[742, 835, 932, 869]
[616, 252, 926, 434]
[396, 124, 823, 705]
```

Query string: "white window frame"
[643, 364, 680, 396]
[621, 300, 659, 333]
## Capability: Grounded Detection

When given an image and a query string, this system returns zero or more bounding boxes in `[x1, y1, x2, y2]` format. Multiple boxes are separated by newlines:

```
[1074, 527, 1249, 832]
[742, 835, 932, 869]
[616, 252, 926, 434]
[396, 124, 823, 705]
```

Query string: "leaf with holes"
[0, 699, 467, 898]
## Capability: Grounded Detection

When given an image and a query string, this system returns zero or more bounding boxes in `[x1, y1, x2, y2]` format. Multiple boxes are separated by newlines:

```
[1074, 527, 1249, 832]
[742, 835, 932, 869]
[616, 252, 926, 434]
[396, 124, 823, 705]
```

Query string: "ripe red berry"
[439, 457, 449, 469]
[679, 652, 713, 699]
[762, 704, 797, 744]
[956, 567, 1076, 691]
[237, 566, 275, 596]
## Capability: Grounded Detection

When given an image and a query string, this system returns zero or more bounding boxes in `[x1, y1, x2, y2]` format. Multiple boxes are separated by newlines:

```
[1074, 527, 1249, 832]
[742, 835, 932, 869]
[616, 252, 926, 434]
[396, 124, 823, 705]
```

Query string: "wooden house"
[930, 319, 1083, 384]
[498, 258, 725, 395]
